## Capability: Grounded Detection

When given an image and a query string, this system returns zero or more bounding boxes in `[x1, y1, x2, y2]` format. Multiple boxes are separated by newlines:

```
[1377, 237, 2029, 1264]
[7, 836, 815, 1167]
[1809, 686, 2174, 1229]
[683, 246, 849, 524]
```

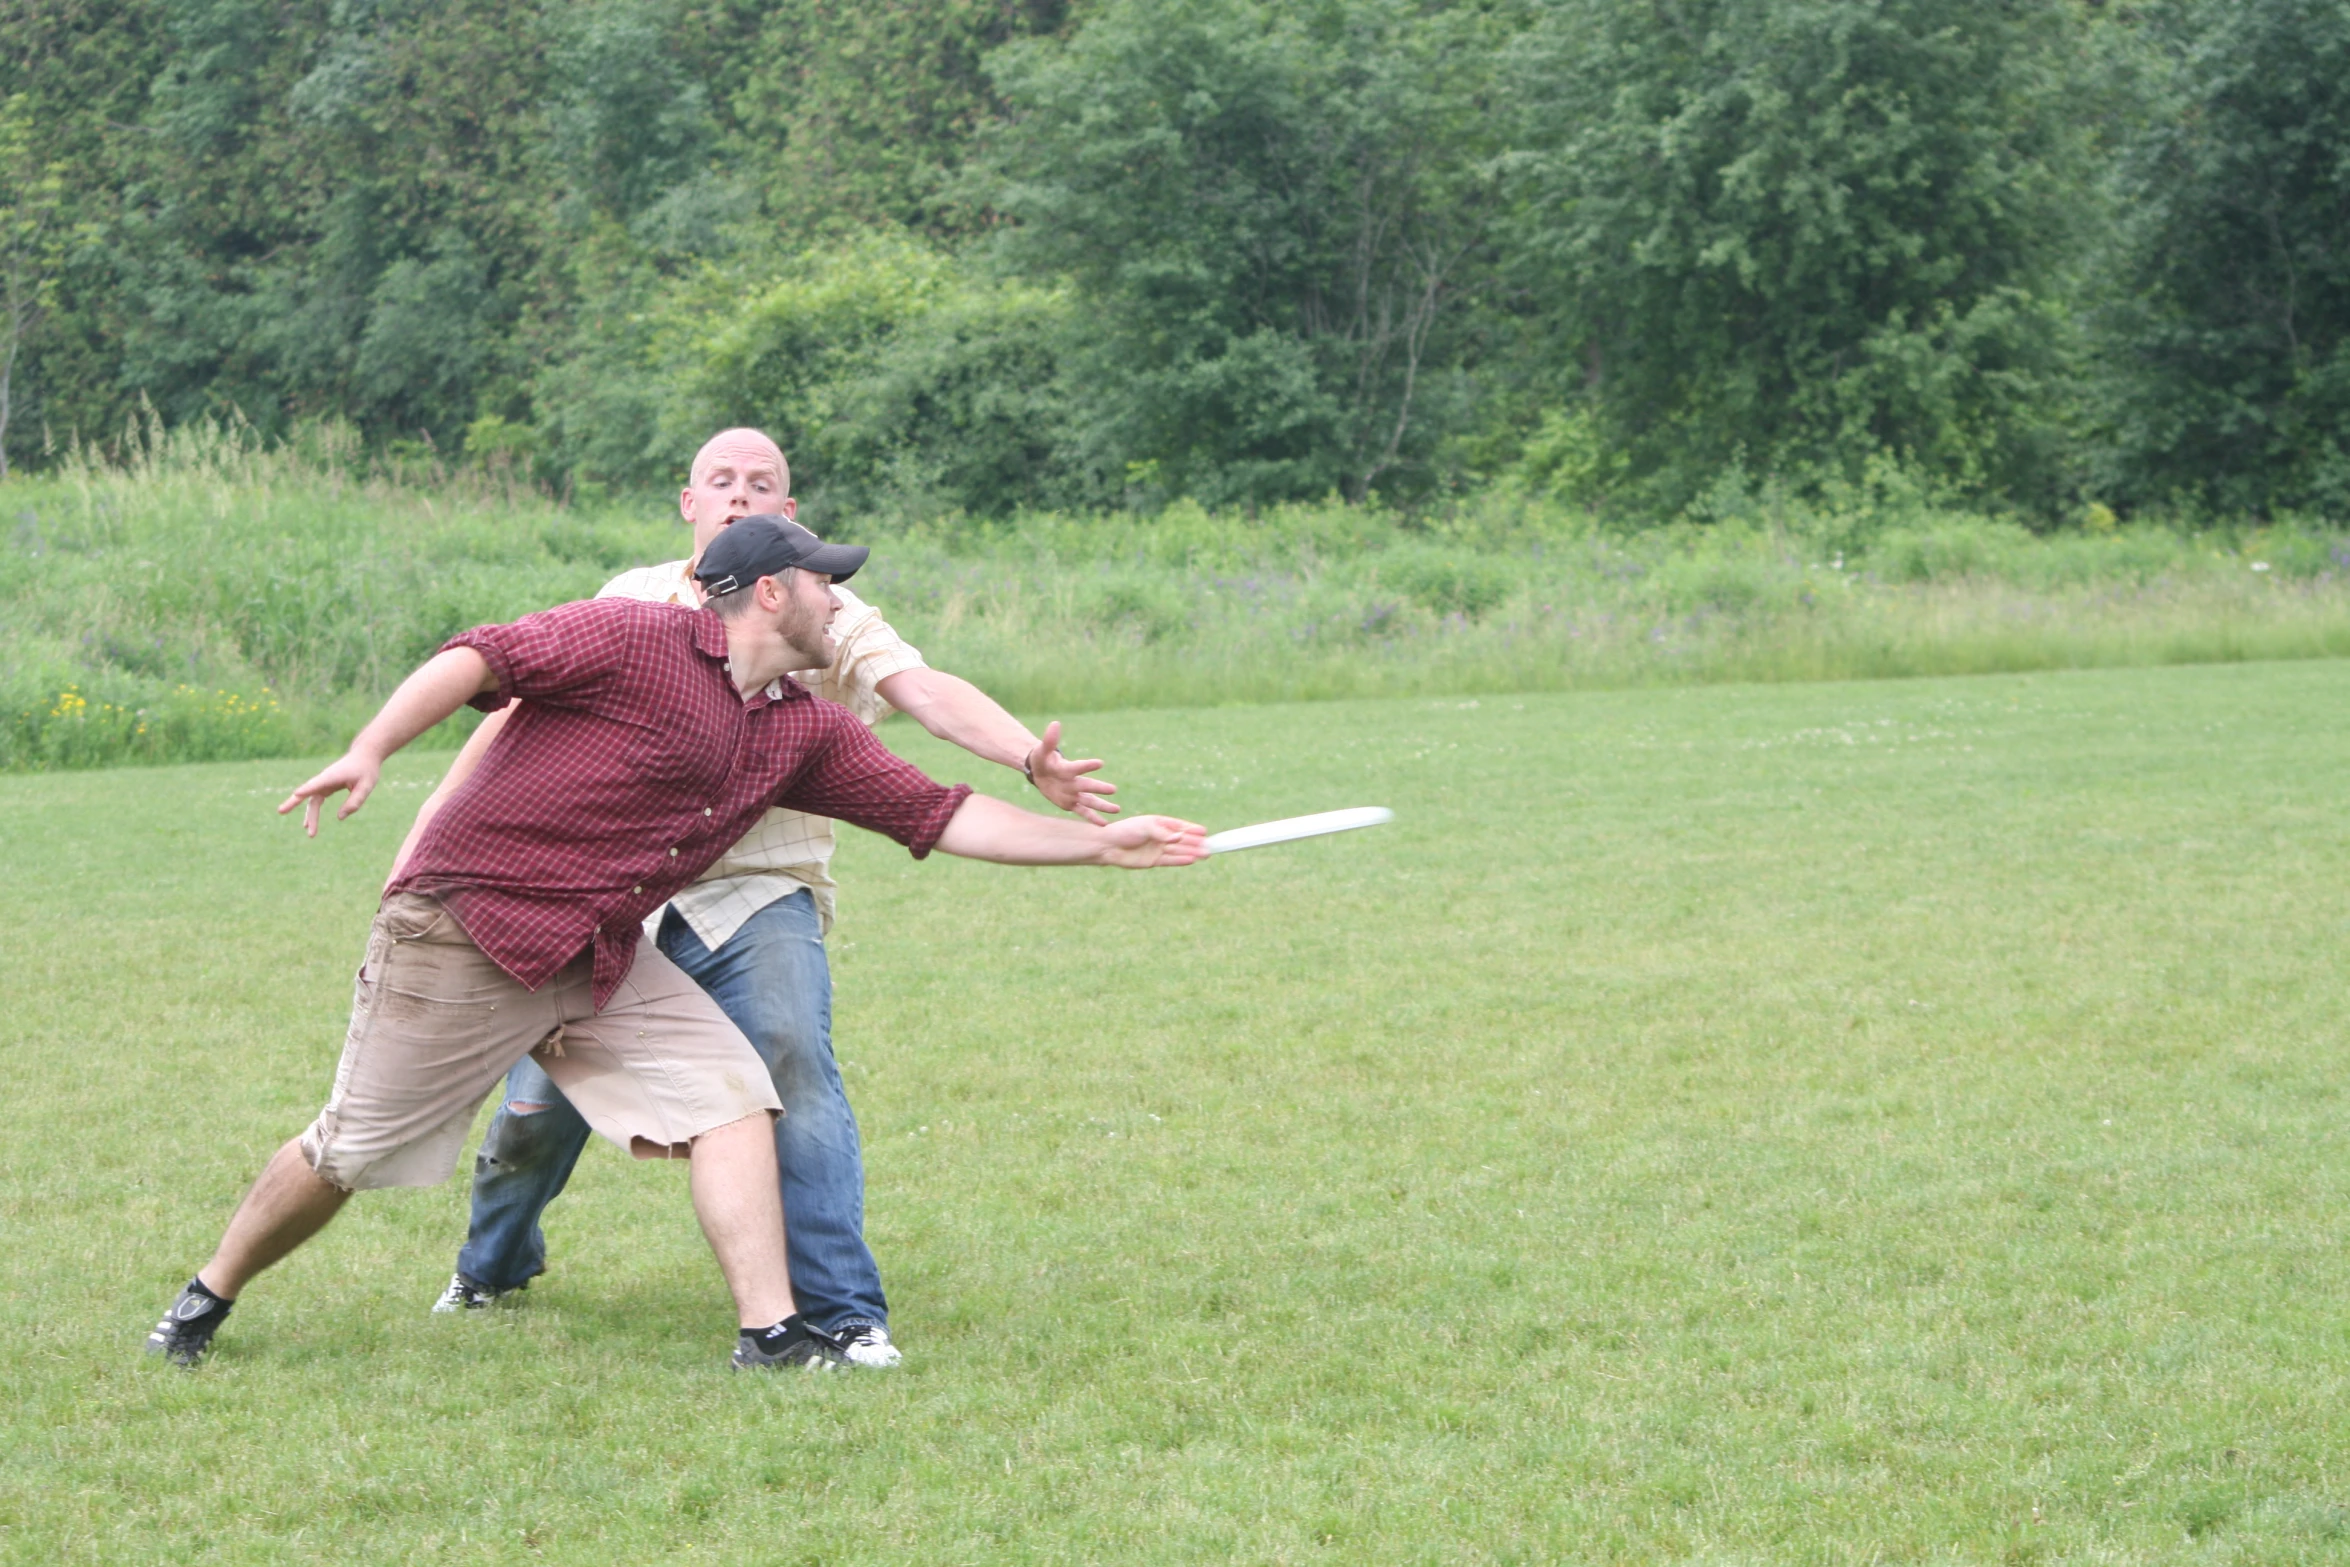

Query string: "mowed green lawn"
[4, 661, 2348, 1565]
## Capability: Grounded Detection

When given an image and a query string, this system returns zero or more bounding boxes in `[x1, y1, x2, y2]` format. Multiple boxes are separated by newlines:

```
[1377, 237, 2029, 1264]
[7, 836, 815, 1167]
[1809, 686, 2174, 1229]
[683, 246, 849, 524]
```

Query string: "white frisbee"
[1203, 806, 1394, 855]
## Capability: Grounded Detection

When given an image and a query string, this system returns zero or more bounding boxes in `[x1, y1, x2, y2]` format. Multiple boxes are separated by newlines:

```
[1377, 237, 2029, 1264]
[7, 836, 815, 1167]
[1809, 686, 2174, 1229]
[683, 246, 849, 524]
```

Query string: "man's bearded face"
[776, 570, 840, 670]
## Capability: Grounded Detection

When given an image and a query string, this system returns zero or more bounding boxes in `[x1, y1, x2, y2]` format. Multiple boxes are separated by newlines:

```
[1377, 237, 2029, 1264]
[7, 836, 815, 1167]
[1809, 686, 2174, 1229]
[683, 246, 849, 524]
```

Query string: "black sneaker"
[146, 1284, 231, 1367]
[432, 1272, 525, 1313]
[732, 1315, 850, 1372]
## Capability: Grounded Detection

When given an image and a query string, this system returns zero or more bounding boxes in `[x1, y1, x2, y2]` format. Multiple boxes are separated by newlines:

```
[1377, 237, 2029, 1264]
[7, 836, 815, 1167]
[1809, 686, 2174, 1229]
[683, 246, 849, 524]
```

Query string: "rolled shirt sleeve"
[442, 601, 641, 714]
[780, 708, 972, 859]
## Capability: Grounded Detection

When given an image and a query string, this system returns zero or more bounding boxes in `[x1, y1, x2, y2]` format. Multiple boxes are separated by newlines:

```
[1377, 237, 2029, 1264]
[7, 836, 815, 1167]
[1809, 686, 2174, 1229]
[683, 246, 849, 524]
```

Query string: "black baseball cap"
[692, 515, 868, 595]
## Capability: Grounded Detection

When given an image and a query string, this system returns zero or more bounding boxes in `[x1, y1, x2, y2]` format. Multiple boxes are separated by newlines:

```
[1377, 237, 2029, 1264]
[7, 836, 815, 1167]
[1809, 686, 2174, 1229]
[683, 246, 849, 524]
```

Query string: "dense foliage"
[2, 0, 2347, 522]
[2090, 0, 2350, 516]
[1502, 0, 2090, 513]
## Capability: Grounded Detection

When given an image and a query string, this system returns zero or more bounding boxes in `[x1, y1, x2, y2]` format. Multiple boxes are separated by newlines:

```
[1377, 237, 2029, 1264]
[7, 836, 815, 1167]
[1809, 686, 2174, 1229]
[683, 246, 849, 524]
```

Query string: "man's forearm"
[280, 647, 500, 836]
[930, 793, 1204, 869]
[878, 668, 1034, 770]
[933, 792, 1111, 864]
[877, 666, 1114, 820]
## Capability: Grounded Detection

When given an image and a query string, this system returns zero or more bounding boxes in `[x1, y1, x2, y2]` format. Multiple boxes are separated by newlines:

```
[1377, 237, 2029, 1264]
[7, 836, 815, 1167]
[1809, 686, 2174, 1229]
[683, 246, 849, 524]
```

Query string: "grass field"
[5, 661, 2349, 1563]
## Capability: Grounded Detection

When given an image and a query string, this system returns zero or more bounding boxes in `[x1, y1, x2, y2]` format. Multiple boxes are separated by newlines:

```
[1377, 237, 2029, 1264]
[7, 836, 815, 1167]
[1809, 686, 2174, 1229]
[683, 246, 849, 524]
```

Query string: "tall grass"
[2, 419, 673, 767]
[5, 419, 2349, 769]
[852, 516, 2350, 709]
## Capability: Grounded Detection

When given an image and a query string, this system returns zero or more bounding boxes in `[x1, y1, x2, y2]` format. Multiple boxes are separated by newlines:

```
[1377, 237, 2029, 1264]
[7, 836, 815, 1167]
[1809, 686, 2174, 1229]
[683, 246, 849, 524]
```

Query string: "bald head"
[680, 427, 794, 562]
[691, 428, 789, 490]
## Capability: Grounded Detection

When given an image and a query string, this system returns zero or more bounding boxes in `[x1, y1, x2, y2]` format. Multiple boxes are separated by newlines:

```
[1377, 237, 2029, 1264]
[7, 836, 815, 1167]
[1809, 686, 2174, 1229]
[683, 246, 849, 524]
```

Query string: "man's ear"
[781, 497, 797, 522]
[679, 488, 695, 524]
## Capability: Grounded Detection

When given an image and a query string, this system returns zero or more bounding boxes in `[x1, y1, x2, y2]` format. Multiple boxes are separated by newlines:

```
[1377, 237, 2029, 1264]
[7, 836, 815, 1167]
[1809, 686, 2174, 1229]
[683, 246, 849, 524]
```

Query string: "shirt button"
[632, 885, 643, 895]
[669, 847, 679, 857]
[703, 808, 713, 817]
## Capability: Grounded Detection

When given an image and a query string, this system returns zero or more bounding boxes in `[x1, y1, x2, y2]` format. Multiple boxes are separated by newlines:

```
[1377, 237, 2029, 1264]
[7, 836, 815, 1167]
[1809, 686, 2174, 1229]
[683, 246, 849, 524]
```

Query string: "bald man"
[391, 429, 1115, 1366]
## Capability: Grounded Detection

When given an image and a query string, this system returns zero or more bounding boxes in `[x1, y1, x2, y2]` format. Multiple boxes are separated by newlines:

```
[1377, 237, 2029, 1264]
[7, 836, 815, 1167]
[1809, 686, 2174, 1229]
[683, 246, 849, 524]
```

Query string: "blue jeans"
[454, 891, 887, 1332]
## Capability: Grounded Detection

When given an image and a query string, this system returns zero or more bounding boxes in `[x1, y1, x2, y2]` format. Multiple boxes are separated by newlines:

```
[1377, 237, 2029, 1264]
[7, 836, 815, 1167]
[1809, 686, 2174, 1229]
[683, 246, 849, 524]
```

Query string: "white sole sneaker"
[431, 1272, 521, 1313]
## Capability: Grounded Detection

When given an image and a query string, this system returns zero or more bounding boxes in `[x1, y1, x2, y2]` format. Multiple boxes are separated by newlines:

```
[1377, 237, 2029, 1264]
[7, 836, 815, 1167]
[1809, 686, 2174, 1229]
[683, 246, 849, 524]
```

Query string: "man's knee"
[765, 1043, 833, 1106]
[296, 1122, 361, 1194]
[720, 961, 832, 1088]
[476, 1097, 582, 1173]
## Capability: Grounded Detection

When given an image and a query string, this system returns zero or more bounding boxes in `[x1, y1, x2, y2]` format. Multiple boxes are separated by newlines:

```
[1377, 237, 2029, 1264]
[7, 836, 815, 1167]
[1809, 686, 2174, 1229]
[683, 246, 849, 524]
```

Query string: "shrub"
[1375, 546, 1514, 620]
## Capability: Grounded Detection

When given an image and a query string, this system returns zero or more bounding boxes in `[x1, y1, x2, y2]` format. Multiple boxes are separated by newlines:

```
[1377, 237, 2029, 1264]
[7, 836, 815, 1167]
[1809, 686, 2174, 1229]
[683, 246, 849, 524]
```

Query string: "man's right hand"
[277, 645, 496, 842]
[1093, 814, 1207, 867]
[280, 750, 383, 837]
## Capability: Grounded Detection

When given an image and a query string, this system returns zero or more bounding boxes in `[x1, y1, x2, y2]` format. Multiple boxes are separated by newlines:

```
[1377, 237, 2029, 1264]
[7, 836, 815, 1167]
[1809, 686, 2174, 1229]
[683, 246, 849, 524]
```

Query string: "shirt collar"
[688, 605, 730, 661]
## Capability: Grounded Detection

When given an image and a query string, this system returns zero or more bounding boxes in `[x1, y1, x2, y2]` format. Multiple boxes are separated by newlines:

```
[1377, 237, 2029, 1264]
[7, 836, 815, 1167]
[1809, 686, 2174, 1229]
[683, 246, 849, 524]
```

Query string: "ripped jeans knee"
[475, 1092, 585, 1176]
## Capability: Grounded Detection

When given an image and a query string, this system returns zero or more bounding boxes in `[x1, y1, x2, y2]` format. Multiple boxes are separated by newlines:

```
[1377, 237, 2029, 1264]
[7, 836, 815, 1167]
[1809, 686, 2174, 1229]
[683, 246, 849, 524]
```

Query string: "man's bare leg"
[149, 1137, 348, 1364]
[688, 1113, 798, 1327]
[200, 1121, 790, 1320]
[197, 1138, 353, 1298]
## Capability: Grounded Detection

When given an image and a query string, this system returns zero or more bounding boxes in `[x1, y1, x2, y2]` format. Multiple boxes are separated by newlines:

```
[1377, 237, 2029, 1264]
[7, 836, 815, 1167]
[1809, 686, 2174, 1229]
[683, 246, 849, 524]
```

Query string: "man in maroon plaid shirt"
[147, 517, 1206, 1373]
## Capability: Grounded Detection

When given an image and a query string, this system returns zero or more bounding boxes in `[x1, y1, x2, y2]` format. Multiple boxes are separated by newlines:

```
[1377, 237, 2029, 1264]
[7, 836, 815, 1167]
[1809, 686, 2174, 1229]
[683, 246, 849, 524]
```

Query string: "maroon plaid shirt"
[391, 598, 971, 1008]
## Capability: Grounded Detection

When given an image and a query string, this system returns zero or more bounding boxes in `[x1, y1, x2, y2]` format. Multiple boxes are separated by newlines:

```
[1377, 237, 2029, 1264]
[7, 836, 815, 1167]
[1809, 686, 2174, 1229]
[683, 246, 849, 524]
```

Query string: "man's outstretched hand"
[278, 750, 382, 837]
[1096, 813, 1208, 868]
[1027, 719, 1119, 824]
[275, 646, 495, 838]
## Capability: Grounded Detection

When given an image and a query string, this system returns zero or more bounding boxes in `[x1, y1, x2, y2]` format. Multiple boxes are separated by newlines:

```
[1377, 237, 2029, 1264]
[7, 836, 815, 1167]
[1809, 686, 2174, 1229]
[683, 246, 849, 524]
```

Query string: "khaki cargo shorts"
[299, 892, 780, 1192]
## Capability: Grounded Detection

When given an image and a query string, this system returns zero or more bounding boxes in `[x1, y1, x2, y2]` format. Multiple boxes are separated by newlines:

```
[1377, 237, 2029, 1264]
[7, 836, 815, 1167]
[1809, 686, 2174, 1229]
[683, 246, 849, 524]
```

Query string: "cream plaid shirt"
[598, 558, 929, 947]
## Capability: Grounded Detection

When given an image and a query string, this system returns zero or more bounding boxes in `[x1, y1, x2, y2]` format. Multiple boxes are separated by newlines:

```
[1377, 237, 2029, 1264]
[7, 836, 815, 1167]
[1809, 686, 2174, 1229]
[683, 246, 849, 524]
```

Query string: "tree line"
[3, 0, 2348, 525]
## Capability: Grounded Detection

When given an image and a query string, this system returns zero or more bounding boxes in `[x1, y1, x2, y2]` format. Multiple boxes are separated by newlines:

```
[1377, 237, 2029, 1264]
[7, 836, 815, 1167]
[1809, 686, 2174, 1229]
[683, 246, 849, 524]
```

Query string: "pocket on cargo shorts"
[356, 893, 456, 992]
[378, 891, 451, 943]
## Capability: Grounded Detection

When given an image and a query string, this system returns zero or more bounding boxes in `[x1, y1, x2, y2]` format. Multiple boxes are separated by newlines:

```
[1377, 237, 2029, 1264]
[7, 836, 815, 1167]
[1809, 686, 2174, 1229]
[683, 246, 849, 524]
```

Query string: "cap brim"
[801, 542, 868, 583]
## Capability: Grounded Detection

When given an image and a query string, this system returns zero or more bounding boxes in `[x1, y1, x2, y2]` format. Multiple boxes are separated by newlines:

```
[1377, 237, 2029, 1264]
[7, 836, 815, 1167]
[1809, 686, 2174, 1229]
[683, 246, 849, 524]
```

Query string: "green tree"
[544, 0, 718, 226]
[985, 0, 1504, 507]
[0, 0, 1125, 485]
[2093, 0, 2350, 515]
[522, 0, 750, 484]
[109, 0, 336, 430]
[597, 233, 1071, 518]
[0, 0, 171, 459]
[527, 0, 1073, 489]
[718, 0, 1071, 234]
[0, 93, 70, 475]
[827, 276, 1074, 515]
[75, 0, 559, 447]
[1506, 0, 2091, 514]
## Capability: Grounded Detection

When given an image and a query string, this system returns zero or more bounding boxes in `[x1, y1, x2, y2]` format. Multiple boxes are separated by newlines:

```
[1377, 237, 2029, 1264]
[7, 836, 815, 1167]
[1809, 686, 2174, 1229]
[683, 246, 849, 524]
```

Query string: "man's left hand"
[1028, 720, 1120, 824]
